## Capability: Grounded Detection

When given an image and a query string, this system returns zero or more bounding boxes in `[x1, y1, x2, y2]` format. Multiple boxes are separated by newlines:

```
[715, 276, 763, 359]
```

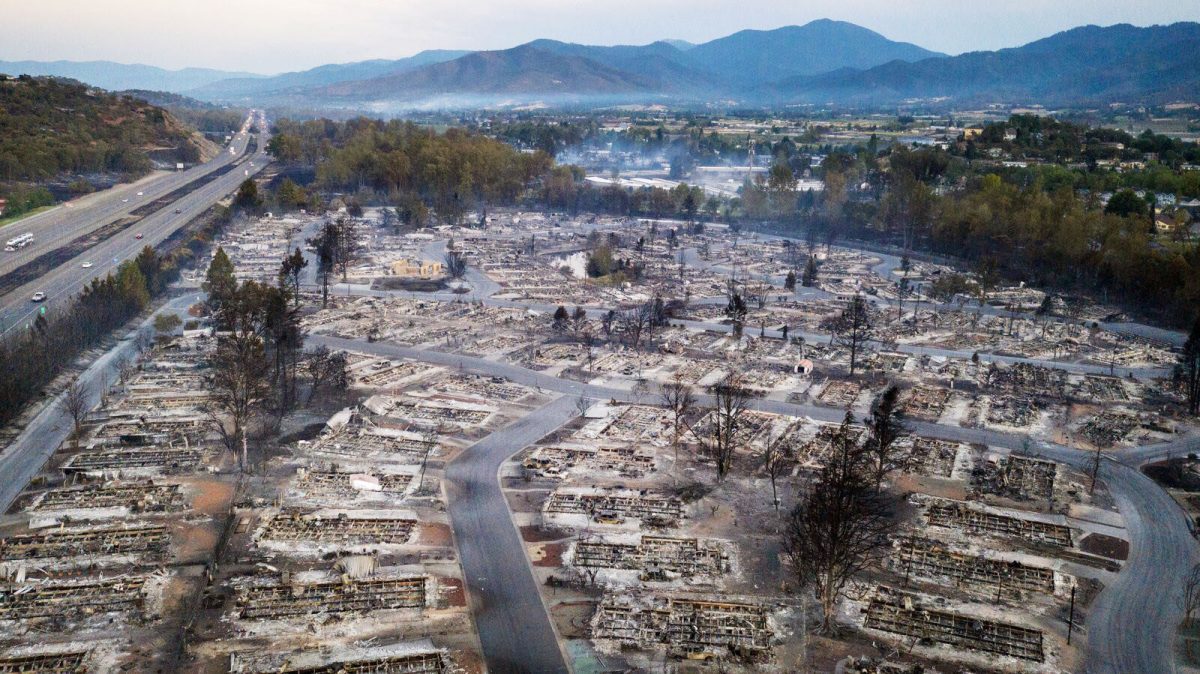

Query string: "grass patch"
[0, 205, 55, 230]
[372, 277, 448, 292]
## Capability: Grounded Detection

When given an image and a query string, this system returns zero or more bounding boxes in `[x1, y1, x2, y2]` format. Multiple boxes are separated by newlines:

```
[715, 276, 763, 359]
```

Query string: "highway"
[0, 111, 270, 337]
[0, 111, 259, 276]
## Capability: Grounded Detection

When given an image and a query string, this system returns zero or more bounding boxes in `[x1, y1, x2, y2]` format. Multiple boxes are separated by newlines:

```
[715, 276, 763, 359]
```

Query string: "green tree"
[154, 313, 183, 334]
[115, 261, 150, 311]
[274, 178, 309, 212]
[204, 247, 238, 323]
[802, 255, 819, 288]
[233, 178, 263, 214]
[586, 245, 615, 278]
[1105, 189, 1147, 219]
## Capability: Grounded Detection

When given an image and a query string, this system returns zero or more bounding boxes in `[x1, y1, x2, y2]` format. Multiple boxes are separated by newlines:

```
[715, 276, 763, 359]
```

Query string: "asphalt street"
[444, 395, 577, 674]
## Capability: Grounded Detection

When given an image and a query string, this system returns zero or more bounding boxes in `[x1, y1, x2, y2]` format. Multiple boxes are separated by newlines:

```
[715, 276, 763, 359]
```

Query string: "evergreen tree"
[1181, 316, 1200, 416]
[802, 255, 819, 287]
[204, 247, 237, 323]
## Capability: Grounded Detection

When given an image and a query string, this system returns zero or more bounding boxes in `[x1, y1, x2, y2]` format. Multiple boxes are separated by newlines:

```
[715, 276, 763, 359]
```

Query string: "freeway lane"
[0, 111, 270, 336]
[0, 111, 259, 276]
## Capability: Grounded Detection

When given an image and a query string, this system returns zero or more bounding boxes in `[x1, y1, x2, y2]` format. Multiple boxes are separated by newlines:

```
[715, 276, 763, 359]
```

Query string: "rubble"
[891, 536, 1057, 597]
[0, 525, 168, 562]
[864, 587, 1044, 662]
[591, 593, 774, 663]
[971, 455, 1058, 502]
[923, 498, 1073, 547]
[0, 575, 149, 622]
[569, 534, 732, 579]
[234, 575, 429, 621]
[543, 488, 683, 528]
[257, 511, 418, 546]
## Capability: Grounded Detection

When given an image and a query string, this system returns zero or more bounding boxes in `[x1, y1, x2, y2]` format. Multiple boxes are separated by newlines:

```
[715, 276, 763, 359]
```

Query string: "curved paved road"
[445, 396, 576, 674]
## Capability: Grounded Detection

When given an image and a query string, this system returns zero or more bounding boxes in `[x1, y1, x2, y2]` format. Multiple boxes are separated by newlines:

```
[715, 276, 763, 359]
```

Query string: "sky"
[3, 0, 1196, 74]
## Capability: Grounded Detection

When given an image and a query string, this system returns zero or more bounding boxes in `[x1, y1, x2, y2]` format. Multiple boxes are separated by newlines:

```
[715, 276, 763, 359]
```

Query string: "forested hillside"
[0, 75, 211, 182]
[119, 89, 247, 135]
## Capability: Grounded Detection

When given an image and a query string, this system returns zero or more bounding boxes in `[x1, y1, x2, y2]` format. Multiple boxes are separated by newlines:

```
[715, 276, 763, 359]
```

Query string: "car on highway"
[174, 208, 182, 214]
[136, 192, 144, 196]
[30, 292, 46, 302]
[122, 198, 129, 203]
[81, 261, 93, 268]
[135, 233, 144, 239]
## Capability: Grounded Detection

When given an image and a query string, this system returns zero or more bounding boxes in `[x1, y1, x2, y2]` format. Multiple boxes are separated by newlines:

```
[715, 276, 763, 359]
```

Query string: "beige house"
[391, 258, 443, 278]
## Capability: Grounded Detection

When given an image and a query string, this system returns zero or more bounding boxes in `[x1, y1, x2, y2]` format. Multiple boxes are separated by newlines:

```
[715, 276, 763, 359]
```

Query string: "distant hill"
[188, 50, 469, 102]
[522, 40, 719, 94]
[0, 76, 215, 181]
[316, 45, 665, 106]
[661, 39, 696, 52]
[764, 22, 1200, 107]
[0, 59, 260, 93]
[681, 20, 942, 86]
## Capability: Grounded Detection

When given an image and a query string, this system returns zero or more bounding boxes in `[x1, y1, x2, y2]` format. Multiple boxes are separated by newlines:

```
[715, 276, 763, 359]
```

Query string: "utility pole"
[1067, 585, 1076, 645]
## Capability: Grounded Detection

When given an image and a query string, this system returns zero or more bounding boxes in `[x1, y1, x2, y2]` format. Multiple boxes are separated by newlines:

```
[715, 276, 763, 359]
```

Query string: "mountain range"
[3, 19, 1197, 111]
[0, 59, 259, 92]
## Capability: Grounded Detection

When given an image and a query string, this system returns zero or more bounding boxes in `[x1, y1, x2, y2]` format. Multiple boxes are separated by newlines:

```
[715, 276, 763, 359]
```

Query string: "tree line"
[267, 118, 552, 225]
[728, 137, 1200, 326]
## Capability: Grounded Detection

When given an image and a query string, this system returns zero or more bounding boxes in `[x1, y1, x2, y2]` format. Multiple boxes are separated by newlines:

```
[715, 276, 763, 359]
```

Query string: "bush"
[153, 313, 183, 334]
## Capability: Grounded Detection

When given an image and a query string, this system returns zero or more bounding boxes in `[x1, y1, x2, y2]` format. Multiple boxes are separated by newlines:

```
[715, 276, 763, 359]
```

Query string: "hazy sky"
[4, 0, 1196, 73]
